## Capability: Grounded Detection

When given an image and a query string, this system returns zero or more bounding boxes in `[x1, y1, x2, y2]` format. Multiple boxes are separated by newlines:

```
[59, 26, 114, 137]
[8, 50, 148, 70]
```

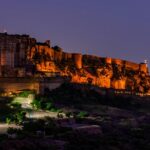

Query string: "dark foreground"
[0, 83, 150, 150]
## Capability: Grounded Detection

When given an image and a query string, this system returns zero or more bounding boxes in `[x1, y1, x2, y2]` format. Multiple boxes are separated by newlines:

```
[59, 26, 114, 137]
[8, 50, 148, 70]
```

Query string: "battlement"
[0, 33, 36, 69]
[29, 43, 148, 74]
[0, 32, 149, 77]
[0, 33, 36, 43]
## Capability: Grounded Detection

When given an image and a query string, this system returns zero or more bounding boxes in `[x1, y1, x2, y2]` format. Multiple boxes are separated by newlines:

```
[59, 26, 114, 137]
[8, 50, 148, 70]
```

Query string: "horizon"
[0, 0, 150, 65]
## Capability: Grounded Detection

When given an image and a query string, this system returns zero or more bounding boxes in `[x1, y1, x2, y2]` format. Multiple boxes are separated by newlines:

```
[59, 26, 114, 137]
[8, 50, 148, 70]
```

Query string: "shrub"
[50, 108, 58, 112]
[5, 114, 15, 124]
[10, 102, 21, 110]
[15, 111, 26, 124]
[77, 111, 88, 118]
[5, 111, 26, 124]
[6, 117, 11, 124]
[31, 99, 41, 110]
[18, 90, 34, 98]
[45, 102, 53, 110]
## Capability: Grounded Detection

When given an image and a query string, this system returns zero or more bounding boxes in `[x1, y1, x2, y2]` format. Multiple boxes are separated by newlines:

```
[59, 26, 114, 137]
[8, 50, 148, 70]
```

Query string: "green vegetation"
[31, 99, 42, 110]
[6, 117, 11, 124]
[31, 96, 60, 112]
[77, 111, 88, 118]
[45, 102, 53, 110]
[5, 110, 26, 124]
[10, 102, 21, 109]
[0, 84, 149, 150]
[17, 90, 35, 98]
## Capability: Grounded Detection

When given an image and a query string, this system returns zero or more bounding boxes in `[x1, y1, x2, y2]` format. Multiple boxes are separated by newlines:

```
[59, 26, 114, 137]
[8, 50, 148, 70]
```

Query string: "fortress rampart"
[0, 77, 65, 94]
[0, 33, 36, 68]
[125, 61, 139, 71]
[139, 63, 147, 73]
[72, 53, 82, 69]
[112, 58, 124, 66]
[29, 42, 148, 74]
[0, 33, 147, 75]
[0, 33, 148, 73]
[0, 33, 149, 93]
[105, 57, 112, 64]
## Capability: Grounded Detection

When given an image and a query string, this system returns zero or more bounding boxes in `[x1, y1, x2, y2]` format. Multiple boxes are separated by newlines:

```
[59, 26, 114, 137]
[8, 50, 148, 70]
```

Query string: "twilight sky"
[0, 0, 150, 65]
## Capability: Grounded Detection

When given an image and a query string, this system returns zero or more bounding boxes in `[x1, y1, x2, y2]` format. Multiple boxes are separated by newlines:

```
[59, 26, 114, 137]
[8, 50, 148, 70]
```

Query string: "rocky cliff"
[27, 43, 150, 93]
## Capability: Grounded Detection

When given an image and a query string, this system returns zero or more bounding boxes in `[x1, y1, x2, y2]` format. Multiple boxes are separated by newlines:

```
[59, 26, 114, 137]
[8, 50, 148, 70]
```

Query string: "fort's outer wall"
[111, 58, 147, 72]
[125, 61, 139, 71]
[112, 59, 124, 66]
[32, 46, 83, 69]
[62, 52, 72, 61]
[105, 57, 112, 64]
[54, 51, 63, 62]
[0, 34, 35, 68]
[0, 78, 65, 94]
[111, 79, 126, 90]
[82, 54, 101, 66]
[139, 63, 148, 73]
[72, 53, 82, 69]
[0, 82, 40, 94]
[31, 44, 148, 74]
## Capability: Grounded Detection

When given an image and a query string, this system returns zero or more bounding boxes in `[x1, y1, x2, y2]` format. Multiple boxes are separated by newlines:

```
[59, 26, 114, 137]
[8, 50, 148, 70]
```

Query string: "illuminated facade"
[0, 32, 149, 93]
[0, 33, 36, 76]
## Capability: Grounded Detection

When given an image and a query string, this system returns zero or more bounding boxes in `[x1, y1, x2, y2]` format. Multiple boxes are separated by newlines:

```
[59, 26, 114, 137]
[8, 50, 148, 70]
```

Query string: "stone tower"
[0, 33, 36, 76]
[72, 53, 82, 69]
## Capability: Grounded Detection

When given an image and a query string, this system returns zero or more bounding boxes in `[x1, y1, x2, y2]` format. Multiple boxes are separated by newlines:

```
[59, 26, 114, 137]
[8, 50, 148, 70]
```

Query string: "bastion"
[72, 53, 82, 69]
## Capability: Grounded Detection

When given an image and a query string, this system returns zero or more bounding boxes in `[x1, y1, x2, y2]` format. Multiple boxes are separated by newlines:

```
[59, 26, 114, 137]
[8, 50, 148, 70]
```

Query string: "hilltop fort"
[0, 33, 150, 94]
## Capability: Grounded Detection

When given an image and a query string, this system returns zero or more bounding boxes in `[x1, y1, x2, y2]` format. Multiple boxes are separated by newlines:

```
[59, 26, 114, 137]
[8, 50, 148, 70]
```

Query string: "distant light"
[144, 60, 148, 67]
[144, 60, 148, 64]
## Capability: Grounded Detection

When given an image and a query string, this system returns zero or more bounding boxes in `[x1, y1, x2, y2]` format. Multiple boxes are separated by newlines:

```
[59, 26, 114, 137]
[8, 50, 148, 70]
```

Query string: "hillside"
[0, 83, 150, 150]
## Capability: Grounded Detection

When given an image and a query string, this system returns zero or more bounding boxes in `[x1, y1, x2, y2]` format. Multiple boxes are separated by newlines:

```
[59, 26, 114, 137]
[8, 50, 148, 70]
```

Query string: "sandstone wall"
[0, 82, 40, 94]
[25, 41, 150, 93]
[0, 77, 65, 94]
[125, 61, 139, 71]
[29, 46, 36, 59]
[72, 53, 82, 69]
[112, 59, 124, 66]
[1, 33, 150, 93]
[54, 50, 63, 62]
[105, 57, 112, 64]
[96, 77, 111, 88]
[30, 43, 148, 75]
[83, 55, 101, 66]
[0, 33, 36, 68]
[62, 52, 72, 61]
[111, 79, 126, 89]
[139, 63, 147, 73]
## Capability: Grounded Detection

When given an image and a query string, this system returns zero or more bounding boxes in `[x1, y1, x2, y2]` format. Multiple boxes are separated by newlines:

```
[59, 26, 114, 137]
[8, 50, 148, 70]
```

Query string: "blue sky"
[0, 0, 150, 65]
